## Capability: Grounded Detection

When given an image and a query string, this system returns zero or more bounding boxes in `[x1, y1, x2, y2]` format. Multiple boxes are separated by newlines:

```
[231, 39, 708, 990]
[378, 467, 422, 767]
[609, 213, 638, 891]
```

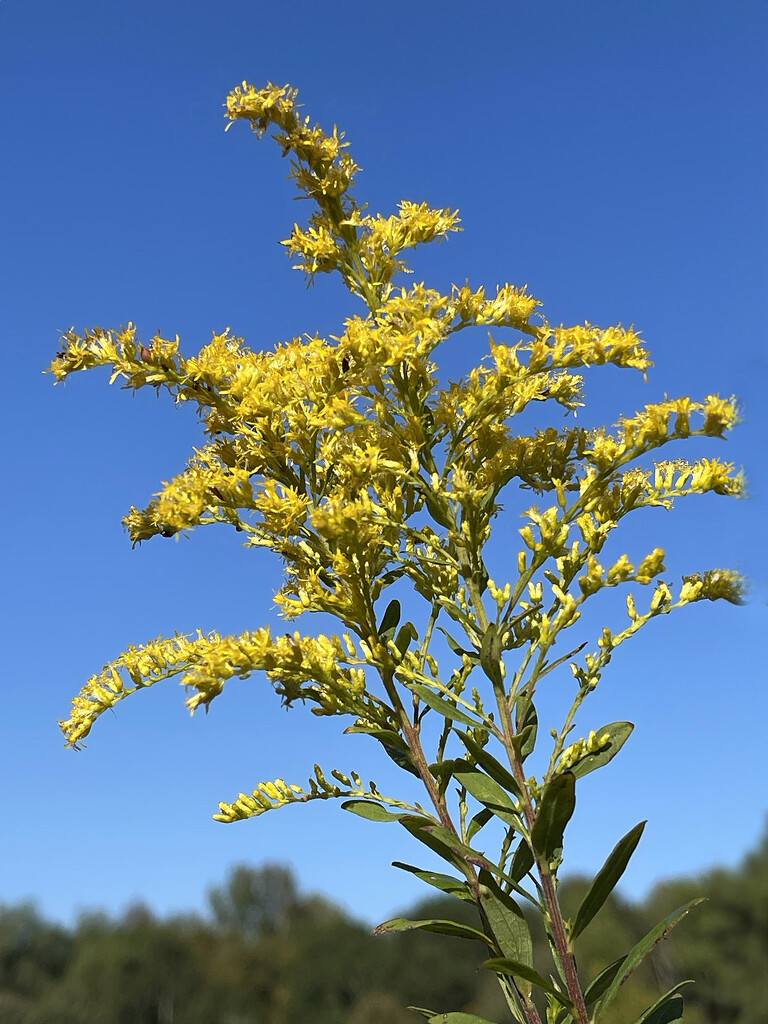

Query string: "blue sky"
[1, 0, 766, 929]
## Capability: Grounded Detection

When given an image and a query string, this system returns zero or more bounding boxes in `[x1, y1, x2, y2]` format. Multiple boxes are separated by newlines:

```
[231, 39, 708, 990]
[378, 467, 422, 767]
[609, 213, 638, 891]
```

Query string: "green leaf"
[420, 405, 435, 437]
[478, 869, 534, 969]
[345, 724, 420, 777]
[630, 985, 691, 1024]
[340, 799, 409, 823]
[377, 739, 420, 775]
[344, 725, 405, 747]
[378, 567, 406, 588]
[378, 599, 401, 639]
[392, 861, 471, 900]
[570, 821, 646, 940]
[439, 598, 484, 639]
[399, 815, 485, 876]
[437, 626, 477, 660]
[409, 683, 480, 726]
[467, 807, 494, 843]
[474, 564, 490, 596]
[453, 763, 523, 828]
[407, 1007, 436, 1021]
[535, 641, 588, 682]
[429, 758, 460, 782]
[509, 839, 535, 882]
[483, 958, 574, 1010]
[457, 732, 522, 799]
[424, 492, 453, 528]
[510, 724, 536, 762]
[569, 722, 634, 779]
[531, 772, 576, 863]
[429, 758, 466, 800]
[401, 817, 536, 907]
[480, 623, 503, 686]
[395, 621, 419, 656]
[514, 697, 538, 760]
[373, 916, 493, 946]
[427, 1015, 500, 1024]
[593, 901, 705, 1022]
[584, 956, 626, 1007]
[641, 996, 684, 1024]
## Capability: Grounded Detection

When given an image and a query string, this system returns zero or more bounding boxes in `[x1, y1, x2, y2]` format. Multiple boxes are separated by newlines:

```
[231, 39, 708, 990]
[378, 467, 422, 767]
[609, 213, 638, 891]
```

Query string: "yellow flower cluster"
[214, 764, 419, 823]
[568, 567, 744, 695]
[50, 81, 746, 834]
[59, 626, 380, 749]
[226, 81, 359, 202]
[557, 731, 611, 772]
[531, 323, 652, 374]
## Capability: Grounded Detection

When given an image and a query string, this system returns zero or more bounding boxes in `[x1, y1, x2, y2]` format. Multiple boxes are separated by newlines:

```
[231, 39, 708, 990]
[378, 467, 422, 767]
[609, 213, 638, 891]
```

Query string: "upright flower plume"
[50, 81, 745, 1024]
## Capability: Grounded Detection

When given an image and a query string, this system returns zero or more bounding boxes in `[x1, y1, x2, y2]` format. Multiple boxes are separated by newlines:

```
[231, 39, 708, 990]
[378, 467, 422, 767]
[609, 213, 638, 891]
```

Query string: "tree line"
[2, 830, 765, 1024]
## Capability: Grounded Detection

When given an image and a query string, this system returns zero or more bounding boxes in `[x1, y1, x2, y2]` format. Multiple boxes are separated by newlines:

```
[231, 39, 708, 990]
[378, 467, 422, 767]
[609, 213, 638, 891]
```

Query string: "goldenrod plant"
[50, 83, 745, 1024]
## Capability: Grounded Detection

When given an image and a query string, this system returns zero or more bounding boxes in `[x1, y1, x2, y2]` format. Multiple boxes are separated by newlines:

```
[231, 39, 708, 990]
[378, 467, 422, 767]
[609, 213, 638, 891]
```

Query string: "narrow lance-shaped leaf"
[392, 861, 472, 900]
[429, 758, 461, 794]
[509, 839, 535, 883]
[377, 739, 420, 776]
[639, 995, 685, 1024]
[569, 722, 634, 779]
[378, 598, 401, 640]
[453, 762, 523, 828]
[407, 1007, 437, 1021]
[593, 900, 705, 1022]
[457, 731, 523, 799]
[395, 621, 419, 656]
[483, 958, 574, 1010]
[535, 641, 588, 683]
[427, 1015, 501, 1024]
[341, 799, 410, 823]
[377, 567, 407, 589]
[477, 869, 534, 970]
[409, 682, 482, 727]
[467, 806, 494, 843]
[424, 491, 453, 529]
[583, 956, 627, 1007]
[437, 626, 478, 661]
[344, 724, 421, 777]
[511, 725, 536, 762]
[570, 821, 646, 940]
[374, 916, 493, 946]
[509, 840, 535, 884]
[480, 622, 503, 686]
[514, 696, 538, 760]
[399, 818, 535, 905]
[531, 771, 576, 863]
[399, 815, 485, 878]
[629, 984, 692, 1024]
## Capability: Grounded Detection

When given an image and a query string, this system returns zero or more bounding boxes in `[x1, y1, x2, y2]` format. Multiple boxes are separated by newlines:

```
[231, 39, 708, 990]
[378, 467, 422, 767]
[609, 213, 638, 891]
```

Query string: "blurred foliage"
[2, 830, 765, 1023]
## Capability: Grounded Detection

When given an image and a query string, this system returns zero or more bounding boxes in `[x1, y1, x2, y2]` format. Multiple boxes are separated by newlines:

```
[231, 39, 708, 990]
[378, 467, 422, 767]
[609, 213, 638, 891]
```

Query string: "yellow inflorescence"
[50, 81, 746, 826]
[558, 731, 612, 772]
[59, 627, 377, 749]
[214, 764, 420, 823]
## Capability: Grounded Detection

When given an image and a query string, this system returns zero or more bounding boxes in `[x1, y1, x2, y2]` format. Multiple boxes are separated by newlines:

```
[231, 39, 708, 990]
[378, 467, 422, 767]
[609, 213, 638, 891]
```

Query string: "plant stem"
[379, 663, 458, 837]
[458, 554, 587, 1024]
[491, 677, 590, 1024]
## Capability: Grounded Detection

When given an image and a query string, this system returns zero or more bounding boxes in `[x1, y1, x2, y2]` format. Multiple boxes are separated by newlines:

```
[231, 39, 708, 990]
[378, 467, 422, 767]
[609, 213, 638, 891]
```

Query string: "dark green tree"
[208, 863, 299, 940]
[25, 905, 220, 1024]
[0, 903, 73, 1024]
[645, 829, 768, 1024]
[6, 830, 766, 1023]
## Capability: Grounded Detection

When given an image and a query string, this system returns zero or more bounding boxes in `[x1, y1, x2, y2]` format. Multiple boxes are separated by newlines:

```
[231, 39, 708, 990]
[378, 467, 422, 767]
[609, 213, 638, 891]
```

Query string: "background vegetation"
[2, 830, 764, 1024]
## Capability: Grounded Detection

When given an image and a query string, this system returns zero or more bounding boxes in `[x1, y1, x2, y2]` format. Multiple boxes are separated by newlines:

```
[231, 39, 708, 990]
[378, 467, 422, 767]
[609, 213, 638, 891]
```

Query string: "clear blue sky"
[1, 0, 766, 929]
